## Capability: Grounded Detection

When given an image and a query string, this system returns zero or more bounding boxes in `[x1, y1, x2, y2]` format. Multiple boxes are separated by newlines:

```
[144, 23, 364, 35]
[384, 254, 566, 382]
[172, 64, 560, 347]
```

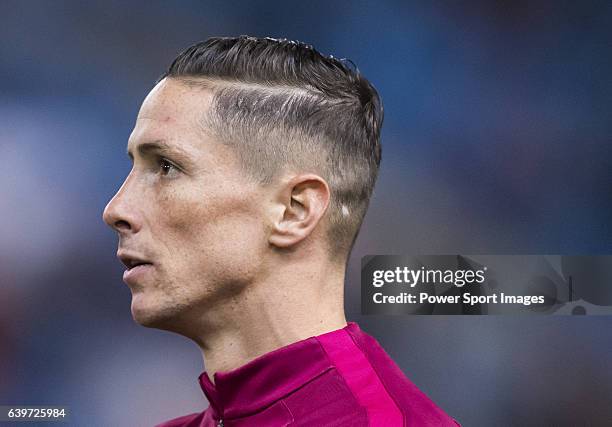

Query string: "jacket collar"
[198, 322, 358, 419]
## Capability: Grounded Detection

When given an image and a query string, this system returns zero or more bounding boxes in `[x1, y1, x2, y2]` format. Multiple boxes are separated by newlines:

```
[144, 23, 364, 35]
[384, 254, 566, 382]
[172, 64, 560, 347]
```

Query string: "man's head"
[103, 36, 383, 328]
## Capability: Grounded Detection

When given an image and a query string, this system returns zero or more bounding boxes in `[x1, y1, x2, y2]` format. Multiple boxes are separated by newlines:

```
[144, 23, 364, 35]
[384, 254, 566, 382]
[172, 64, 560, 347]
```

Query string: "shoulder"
[345, 324, 461, 426]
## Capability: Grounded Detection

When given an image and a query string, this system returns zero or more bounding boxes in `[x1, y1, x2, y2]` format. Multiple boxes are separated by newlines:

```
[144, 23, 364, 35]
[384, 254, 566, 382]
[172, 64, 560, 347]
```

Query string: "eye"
[158, 158, 179, 177]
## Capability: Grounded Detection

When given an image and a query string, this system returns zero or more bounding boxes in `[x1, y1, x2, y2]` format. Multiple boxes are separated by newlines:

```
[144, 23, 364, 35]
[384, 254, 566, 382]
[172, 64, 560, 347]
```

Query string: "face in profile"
[103, 78, 269, 330]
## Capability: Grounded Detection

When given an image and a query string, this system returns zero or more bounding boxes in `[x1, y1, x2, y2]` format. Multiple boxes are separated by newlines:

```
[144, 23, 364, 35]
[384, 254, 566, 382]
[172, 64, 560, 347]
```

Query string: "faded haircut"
[158, 36, 383, 261]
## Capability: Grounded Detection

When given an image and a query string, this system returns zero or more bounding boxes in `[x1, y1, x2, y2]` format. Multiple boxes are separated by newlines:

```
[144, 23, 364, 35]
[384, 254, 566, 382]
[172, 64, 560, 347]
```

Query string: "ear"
[269, 174, 331, 249]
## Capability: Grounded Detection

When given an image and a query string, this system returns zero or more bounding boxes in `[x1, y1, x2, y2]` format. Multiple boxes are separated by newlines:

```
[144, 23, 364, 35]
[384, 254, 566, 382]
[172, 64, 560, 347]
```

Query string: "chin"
[130, 292, 191, 331]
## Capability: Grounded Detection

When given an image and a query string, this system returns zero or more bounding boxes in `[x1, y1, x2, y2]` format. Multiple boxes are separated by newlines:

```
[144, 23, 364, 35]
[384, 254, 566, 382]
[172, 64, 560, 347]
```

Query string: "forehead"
[128, 78, 214, 150]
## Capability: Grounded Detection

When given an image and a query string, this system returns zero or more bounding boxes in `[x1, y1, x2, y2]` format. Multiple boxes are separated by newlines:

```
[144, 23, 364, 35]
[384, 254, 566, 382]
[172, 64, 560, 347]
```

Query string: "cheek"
[158, 187, 266, 284]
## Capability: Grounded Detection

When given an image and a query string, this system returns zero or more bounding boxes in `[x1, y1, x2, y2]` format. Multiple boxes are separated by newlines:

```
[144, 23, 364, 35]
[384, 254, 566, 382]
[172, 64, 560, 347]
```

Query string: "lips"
[117, 251, 154, 285]
[118, 253, 152, 270]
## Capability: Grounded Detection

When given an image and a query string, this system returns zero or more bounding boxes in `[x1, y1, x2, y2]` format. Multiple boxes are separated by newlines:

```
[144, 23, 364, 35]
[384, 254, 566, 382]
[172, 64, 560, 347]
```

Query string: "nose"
[102, 175, 142, 234]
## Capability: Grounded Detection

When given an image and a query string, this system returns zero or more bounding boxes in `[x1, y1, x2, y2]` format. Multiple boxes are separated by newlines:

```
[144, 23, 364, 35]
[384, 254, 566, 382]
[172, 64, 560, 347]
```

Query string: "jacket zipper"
[217, 419, 223, 427]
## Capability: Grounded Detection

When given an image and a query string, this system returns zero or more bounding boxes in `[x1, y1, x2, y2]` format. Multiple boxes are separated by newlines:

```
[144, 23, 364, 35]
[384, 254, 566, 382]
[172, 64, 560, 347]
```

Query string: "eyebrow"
[127, 140, 191, 163]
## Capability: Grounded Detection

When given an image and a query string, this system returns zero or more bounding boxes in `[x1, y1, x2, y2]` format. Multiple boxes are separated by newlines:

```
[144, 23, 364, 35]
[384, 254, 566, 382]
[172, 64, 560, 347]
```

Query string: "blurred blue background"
[1, 1, 611, 425]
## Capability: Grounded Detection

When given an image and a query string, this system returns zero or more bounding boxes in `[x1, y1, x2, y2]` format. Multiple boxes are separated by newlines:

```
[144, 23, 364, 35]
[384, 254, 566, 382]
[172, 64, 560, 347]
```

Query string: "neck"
[187, 258, 347, 382]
